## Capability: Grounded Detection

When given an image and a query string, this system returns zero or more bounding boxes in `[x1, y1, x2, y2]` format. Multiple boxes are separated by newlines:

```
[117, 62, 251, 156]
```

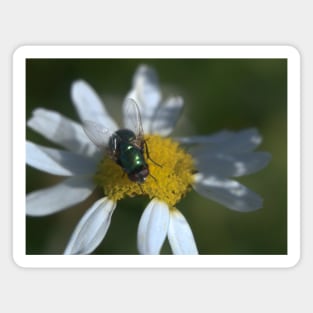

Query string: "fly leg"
[137, 183, 144, 193]
[144, 140, 162, 167]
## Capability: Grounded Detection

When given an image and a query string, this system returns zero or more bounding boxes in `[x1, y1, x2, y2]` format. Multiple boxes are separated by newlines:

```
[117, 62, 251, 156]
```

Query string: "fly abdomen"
[118, 143, 149, 183]
[119, 144, 141, 171]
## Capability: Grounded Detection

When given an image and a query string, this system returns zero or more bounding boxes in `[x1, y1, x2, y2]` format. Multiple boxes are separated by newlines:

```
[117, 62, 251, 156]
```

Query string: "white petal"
[27, 108, 97, 156]
[177, 128, 262, 153]
[192, 151, 271, 177]
[26, 141, 97, 176]
[132, 65, 161, 108]
[124, 65, 161, 133]
[225, 128, 262, 153]
[26, 175, 95, 216]
[151, 96, 184, 136]
[64, 197, 117, 255]
[71, 80, 118, 131]
[176, 130, 235, 144]
[137, 199, 170, 255]
[168, 208, 198, 255]
[193, 174, 263, 212]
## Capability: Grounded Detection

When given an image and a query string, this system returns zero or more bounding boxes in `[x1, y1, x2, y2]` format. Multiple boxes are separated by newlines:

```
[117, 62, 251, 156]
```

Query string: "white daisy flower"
[26, 64, 271, 255]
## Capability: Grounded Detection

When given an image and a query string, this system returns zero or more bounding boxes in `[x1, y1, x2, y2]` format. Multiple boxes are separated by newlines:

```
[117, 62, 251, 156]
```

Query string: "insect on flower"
[83, 98, 155, 184]
[26, 64, 272, 255]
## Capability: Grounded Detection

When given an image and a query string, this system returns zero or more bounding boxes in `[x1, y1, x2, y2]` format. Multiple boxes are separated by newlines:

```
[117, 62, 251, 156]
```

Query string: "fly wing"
[82, 120, 113, 149]
[123, 98, 145, 145]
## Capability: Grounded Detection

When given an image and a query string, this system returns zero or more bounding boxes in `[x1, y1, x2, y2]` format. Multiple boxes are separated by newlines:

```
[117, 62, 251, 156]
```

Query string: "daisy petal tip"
[71, 79, 93, 101]
[193, 174, 265, 213]
[71, 79, 84, 88]
[263, 151, 272, 163]
[64, 198, 116, 255]
[168, 209, 198, 255]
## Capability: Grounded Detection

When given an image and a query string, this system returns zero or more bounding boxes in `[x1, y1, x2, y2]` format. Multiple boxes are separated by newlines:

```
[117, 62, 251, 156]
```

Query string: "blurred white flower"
[26, 65, 271, 255]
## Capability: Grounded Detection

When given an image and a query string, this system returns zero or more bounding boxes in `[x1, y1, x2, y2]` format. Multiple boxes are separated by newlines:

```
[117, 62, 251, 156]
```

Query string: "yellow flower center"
[94, 134, 195, 207]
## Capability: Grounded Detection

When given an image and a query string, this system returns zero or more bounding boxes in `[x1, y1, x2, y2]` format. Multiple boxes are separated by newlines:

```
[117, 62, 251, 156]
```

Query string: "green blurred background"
[26, 58, 287, 255]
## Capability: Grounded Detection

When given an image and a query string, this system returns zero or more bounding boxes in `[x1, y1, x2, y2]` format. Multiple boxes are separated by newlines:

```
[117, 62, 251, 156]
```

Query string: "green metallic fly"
[83, 99, 151, 184]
